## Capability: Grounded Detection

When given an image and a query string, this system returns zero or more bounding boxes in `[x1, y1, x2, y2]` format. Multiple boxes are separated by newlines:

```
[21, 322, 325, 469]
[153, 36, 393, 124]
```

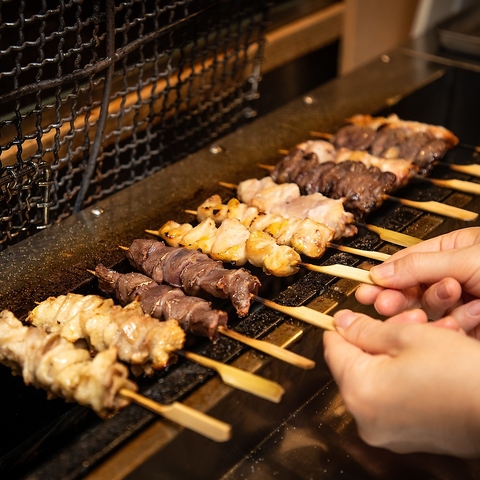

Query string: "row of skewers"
[3, 113, 480, 448]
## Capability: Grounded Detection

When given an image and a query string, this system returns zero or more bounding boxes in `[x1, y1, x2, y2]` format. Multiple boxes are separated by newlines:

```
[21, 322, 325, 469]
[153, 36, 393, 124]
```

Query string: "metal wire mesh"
[0, 0, 270, 249]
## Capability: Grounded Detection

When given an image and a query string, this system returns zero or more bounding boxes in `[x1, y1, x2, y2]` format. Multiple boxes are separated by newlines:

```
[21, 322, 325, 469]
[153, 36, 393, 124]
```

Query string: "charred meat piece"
[271, 152, 396, 218]
[126, 239, 261, 317]
[96, 264, 228, 341]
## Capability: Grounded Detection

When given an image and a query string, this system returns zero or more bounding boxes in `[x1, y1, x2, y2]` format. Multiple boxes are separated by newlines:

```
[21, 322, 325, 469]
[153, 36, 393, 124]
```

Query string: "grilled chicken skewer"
[95, 265, 315, 369]
[216, 177, 422, 247]
[28, 293, 284, 403]
[1, 310, 231, 441]
[27, 293, 186, 377]
[0, 309, 135, 418]
[150, 221, 375, 282]
[199, 182, 392, 261]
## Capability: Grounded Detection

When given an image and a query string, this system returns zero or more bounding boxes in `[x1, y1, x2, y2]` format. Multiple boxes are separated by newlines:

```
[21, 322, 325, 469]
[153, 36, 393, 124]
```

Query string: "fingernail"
[370, 261, 394, 280]
[436, 280, 451, 301]
[334, 310, 357, 331]
[466, 300, 480, 317]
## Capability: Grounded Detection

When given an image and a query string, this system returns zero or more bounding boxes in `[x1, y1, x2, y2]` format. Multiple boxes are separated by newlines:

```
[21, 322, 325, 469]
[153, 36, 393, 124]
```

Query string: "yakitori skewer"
[93, 265, 315, 370]
[184, 208, 390, 262]
[28, 293, 285, 404]
[310, 130, 480, 180]
[256, 165, 478, 222]
[0, 309, 231, 441]
[253, 295, 336, 331]
[214, 180, 417, 252]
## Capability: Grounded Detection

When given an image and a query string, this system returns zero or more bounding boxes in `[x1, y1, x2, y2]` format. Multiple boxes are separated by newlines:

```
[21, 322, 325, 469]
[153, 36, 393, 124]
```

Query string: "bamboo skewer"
[449, 163, 480, 178]
[299, 263, 374, 284]
[358, 223, 422, 247]
[183, 208, 390, 262]
[177, 350, 285, 403]
[253, 295, 335, 331]
[414, 175, 480, 196]
[327, 242, 390, 261]
[119, 389, 231, 442]
[217, 326, 315, 370]
[387, 196, 478, 221]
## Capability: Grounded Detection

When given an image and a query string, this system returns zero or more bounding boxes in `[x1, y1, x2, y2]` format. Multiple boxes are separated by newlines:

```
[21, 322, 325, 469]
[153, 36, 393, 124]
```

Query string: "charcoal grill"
[2, 4, 480, 480]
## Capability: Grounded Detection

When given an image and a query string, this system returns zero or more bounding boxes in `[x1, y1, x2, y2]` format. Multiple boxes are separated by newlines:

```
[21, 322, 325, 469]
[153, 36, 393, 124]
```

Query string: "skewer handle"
[420, 176, 480, 196]
[179, 350, 285, 403]
[388, 196, 478, 221]
[328, 243, 390, 261]
[253, 295, 335, 331]
[449, 163, 480, 178]
[119, 389, 232, 442]
[300, 263, 374, 285]
[362, 224, 422, 247]
[218, 326, 315, 370]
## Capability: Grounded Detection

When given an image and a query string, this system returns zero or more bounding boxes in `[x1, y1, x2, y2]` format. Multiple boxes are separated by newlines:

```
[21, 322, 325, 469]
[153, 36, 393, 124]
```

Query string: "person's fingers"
[420, 278, 463, 320]
[384, 308, 428, 325]
[323, 331, 365, 385]
[369, 247, 480, 294]
[443, 299, 480, 334]
[431, 316, 463, 333]
[355, 284, 385, 305]
[372, 286, 423, 317]
[333, 310, 408, 356]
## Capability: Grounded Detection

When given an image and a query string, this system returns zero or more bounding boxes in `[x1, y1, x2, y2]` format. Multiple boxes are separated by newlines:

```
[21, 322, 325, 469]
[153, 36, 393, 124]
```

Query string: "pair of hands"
[323, 227, 480, 457]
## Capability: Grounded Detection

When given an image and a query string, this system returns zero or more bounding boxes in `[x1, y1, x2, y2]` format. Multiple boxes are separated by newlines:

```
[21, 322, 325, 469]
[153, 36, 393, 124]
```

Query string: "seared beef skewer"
[95, 264, 228, 341]
[125, 238, 261, 317]
[95, 265, 316, 370]
[270, 152, 397, 219]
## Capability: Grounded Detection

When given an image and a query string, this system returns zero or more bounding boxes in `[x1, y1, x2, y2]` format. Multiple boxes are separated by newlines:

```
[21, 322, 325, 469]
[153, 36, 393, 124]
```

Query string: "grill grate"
[0, 0, 270, 249]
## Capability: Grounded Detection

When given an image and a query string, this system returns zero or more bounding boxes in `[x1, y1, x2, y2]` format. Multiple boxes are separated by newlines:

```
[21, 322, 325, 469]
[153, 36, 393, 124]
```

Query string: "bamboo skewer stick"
[449, 163, 480, 178]
[327, 242, 390, 261]
[183, 208, 390, 262]
[119, 389, 231, 442]
[177, 350, 285, 403]
[299, 262, 374, 284]
[358, 223, 422, 247]
[217, 326, 315, 370]
[253, 295, 335, 331]
[414, 175, 480, 195]
[387, 196, 478, 221]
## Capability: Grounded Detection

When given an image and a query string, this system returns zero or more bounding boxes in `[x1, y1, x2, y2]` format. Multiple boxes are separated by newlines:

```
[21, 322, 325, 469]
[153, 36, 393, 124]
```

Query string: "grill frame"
[2, 32, 480, 479]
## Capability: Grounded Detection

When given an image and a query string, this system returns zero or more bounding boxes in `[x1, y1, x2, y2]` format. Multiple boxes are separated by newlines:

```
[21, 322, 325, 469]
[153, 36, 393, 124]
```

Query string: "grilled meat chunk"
[95, 264, 228, 341]
[0, 310, 136, 417]
[126, 239, 260, 317]
[27, 293, 185, 376]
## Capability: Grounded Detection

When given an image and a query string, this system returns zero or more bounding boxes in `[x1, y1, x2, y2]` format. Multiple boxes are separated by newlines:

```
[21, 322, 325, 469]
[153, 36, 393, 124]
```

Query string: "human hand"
[356, 227, 480, 333]
[323, 309, 480, 457]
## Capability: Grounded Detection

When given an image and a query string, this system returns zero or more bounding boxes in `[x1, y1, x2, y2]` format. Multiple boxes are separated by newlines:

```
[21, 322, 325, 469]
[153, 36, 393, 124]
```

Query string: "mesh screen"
[0, 0, 270, 249]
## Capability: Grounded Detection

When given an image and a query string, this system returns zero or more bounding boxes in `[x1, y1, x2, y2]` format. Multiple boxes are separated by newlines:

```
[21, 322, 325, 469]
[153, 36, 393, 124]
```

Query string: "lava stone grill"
[2, 8, 480, 480]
